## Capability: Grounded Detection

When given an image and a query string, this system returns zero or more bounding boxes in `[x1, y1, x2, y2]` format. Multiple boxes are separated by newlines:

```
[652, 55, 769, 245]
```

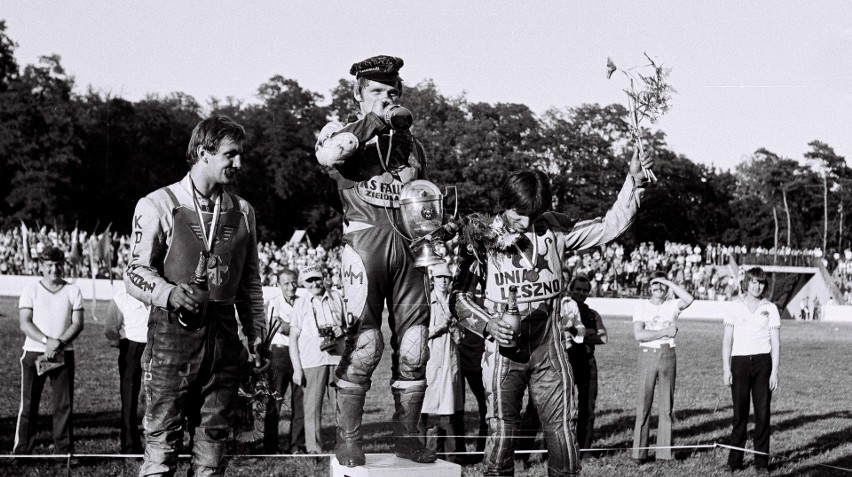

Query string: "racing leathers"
[316, 112, 435, 464]
[124, 174, 265, 477]
[450, 175, 645, 477]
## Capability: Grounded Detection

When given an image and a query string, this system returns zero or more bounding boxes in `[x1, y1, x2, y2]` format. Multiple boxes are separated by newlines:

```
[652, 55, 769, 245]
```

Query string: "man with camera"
[290, 264, 346, 454]
[315, 55, 436, 466]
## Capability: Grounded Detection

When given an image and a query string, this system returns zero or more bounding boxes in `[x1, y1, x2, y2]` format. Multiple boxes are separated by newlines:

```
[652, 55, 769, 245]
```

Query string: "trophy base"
[413, 243, 446, 269]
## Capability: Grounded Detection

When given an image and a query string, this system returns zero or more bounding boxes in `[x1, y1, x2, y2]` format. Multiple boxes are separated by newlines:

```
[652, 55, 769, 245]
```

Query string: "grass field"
[0, 296, 850, 476]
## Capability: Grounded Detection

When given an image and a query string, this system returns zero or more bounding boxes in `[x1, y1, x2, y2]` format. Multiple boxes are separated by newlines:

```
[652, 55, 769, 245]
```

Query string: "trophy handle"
[444, 185, 458, 219]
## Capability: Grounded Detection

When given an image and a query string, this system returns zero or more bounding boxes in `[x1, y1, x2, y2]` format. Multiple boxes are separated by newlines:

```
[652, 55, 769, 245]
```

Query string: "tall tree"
[3, 55, 82, 227]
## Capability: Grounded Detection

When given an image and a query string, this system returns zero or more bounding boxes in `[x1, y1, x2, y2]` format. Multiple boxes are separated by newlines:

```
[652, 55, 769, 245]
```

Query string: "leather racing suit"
[450, 175, 644, 476]
[316, 112, 434, 462]
[125, 174, 265, 477]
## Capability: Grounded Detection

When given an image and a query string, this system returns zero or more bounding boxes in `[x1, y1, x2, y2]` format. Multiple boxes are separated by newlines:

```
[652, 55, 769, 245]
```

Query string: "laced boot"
[334, 388, 367, 467]
[392, 387, 437, 463]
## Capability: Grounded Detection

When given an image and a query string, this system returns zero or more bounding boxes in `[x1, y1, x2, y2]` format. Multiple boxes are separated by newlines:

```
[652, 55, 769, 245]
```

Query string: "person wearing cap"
[451, 152, 653, 477]
[315, 55, 435, 466]
[124, 116, 265, 476]
[631, 271, 694, 464]
[420, 263, 463, 461]
[264, 268, 306, 454]
[290, 264, 347, 454]
[14, 246, 84, 455]
[104, 288, 149, 454]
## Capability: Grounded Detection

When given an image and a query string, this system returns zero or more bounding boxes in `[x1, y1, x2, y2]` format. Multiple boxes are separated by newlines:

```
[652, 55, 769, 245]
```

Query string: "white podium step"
[330, 454, 461, 477]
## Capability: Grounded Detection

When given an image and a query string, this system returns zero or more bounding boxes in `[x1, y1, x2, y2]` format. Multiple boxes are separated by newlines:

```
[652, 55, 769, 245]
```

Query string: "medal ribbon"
[190, 178, 222, 256]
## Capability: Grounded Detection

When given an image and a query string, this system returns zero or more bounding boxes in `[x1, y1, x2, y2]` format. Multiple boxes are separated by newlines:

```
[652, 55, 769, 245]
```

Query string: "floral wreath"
[460, 213, 527, 262]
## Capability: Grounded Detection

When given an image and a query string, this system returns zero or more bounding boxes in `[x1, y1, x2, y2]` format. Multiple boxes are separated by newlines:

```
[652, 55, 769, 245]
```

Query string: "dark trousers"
[14, 350, 75, 454]
[568, 353, 598, 450]
[140, 306, 241, 476]
[264, 346, 305, 452]
[728, 353, 772, 469]
[119, 339, 146, 453]
[456, 364, 488, 453]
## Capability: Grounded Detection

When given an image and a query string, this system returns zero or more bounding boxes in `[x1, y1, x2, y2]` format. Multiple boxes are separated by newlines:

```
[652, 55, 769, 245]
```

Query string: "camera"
[318, 325, 338, 354]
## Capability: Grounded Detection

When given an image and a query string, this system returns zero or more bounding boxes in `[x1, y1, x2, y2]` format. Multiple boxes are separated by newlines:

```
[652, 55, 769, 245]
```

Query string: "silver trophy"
[398, 179, 457, 268]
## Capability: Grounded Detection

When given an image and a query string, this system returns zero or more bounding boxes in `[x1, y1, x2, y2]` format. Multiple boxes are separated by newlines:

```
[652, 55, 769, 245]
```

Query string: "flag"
[95, 223, 113, 283]
[20, 220, 31, 270]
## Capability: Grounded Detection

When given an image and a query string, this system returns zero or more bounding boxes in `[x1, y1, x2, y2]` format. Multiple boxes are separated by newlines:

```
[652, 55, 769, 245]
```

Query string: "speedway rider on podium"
[315, 55, 436, 467]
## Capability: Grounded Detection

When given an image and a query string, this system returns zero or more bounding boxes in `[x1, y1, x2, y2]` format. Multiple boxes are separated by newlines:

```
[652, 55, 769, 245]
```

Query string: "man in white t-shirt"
[722, 267, 780, 475]
[14, 246, 84, 455]
[631, 271, 693, 463]
[264, 268, 306, 453]
[290, 264, 346, 454]
[104, 288, 149, 454]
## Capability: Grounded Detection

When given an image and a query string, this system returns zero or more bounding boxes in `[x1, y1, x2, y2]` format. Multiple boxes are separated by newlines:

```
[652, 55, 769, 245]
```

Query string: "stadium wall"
[1, 276, 849, 322]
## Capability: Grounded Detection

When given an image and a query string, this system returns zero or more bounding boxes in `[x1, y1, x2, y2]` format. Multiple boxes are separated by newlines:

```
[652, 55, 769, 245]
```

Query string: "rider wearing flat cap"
[315, 55, 435, 467]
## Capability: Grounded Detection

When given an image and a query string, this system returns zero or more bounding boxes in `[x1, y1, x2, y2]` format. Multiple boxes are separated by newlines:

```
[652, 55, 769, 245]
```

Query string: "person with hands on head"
[631, 271, 694, 464]
[124, 115, 266, 477]
[289, 264, 346, 454]
[315, 55, 436, 467]
[14, 246, 84, 456]
[722, 267, 780, 475]
[452, 148, 654, 477]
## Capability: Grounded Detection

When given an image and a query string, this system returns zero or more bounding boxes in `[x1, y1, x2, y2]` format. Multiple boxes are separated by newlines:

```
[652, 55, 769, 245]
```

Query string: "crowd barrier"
[2, 275, 849, 322]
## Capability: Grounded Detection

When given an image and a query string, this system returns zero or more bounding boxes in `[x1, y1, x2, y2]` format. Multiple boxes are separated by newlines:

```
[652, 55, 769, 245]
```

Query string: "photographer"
[290, 264, 346, 454]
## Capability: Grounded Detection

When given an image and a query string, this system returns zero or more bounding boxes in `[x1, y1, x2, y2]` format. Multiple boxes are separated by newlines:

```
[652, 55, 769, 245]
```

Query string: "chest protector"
[335, 132, 423, 210]
[484, 228, 563, 310]
[163, 190, 249, 302]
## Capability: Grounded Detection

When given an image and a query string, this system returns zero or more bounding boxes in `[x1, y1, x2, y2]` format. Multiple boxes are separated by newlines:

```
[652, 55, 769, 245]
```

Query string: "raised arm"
[563, 151, 653, 251]
[315, 115, 387, 168]
[652, 277, 695, 310]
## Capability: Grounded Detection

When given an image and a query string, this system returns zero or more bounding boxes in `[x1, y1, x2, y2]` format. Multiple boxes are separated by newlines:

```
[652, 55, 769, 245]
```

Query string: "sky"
[2, 1, 851, 171]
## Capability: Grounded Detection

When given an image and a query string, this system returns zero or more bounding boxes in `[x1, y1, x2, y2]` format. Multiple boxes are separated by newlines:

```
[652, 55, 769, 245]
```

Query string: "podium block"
[330, 454, 461, 477]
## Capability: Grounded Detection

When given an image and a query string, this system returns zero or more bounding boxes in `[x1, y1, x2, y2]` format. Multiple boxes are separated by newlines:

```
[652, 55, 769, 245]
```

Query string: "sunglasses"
[305, 277, 323, 283]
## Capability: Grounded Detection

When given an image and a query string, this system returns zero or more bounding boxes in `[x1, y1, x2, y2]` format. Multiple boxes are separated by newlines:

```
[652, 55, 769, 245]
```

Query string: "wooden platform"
[329, 454, 461, 477]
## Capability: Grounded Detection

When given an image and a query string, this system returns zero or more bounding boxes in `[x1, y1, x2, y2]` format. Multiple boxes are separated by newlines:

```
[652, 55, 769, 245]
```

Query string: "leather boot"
[392, 387, 437, 463]
[334, 388, 367, 467]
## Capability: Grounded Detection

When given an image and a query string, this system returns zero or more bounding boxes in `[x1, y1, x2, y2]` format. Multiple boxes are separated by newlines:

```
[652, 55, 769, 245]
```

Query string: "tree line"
[1, 21, 850, 251]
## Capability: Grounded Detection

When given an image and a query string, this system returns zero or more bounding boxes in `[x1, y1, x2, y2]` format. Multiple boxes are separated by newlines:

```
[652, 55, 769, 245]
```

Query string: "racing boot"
[334, 387, 367, 467]
[392, 386, 437, 463]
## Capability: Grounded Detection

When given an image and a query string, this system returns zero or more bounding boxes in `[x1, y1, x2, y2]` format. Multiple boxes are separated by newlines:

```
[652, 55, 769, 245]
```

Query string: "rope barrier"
[2, 442, 850, 473]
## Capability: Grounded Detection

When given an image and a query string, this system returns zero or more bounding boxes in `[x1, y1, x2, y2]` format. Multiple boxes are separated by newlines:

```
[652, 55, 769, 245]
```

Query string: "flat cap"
[350, 55, 404, 84]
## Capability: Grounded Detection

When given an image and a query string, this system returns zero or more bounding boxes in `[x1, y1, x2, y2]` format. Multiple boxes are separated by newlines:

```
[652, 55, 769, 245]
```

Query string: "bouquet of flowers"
[236, 318, 283, 444]
[606, 53, 676, 182]
[460, 213, 522, 257]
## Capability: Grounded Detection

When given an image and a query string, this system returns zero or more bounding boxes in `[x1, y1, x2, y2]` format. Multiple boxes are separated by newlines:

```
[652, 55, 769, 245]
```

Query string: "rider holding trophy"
[315, 55, 441, 467]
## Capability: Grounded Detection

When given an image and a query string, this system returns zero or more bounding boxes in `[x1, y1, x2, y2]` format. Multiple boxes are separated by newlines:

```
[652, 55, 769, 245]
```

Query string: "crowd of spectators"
[3, 225, 851, 304]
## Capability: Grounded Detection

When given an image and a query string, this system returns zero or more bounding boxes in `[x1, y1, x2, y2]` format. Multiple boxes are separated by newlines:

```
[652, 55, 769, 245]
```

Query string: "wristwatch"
[41, 337, 48, 344]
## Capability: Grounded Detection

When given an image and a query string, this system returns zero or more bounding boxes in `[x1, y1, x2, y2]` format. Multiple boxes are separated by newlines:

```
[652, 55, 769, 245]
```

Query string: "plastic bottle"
[177, 252, 210, 330]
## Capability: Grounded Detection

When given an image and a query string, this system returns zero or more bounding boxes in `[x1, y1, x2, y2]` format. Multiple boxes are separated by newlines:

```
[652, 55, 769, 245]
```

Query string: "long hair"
[498, 170, 552, 217]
